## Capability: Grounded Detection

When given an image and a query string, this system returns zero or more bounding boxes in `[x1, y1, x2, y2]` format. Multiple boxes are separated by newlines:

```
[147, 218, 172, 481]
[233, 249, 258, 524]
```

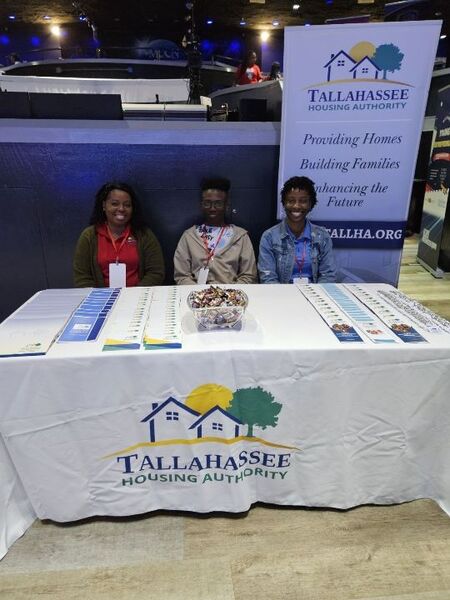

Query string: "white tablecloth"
[0, 437, 36, 559]
[1, 284, 450, 557]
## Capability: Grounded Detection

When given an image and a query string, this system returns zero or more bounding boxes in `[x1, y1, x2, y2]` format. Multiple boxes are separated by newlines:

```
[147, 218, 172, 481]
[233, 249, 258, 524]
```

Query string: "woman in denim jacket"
[258, 176, 337, 284]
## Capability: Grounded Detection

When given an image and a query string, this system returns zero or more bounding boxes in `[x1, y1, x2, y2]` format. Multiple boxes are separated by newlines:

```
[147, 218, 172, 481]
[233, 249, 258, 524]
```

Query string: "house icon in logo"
[323, 50, 356, 81]
[104, 386, 300, 464]
[323, 44, 404, 82]
[141, 397, 243, 442]
[189, 405, 242, 439]
[350, 56, 381, 79]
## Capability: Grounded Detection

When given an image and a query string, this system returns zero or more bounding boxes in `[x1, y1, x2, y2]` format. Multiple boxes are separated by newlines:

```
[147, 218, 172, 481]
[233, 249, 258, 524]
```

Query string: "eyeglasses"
[201, 200, 226, 209]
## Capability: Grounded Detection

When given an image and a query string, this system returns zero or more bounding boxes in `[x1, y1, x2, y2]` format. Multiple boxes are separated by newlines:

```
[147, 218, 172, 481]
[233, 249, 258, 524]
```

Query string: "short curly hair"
[200, 177, 231, 195]
[281, 176, 317, 209]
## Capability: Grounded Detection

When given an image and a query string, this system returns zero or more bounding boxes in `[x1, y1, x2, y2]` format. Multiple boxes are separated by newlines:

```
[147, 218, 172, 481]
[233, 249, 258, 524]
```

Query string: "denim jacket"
[258, 219, 337, 283]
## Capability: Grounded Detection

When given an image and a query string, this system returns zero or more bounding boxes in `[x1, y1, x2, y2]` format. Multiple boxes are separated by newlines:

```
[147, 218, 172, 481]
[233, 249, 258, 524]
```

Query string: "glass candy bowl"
[187, 286, 248, 330]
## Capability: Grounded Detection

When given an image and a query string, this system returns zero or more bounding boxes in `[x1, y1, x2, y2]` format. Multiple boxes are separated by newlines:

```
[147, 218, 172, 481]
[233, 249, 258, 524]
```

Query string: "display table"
[0, 437, 36, 560]
[1, 284, 450, 559]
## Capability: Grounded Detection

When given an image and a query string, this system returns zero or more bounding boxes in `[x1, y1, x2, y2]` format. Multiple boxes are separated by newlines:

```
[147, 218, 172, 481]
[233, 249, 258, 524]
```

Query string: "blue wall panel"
[2, 187, 48, 318]
[0, 141, 279, 322]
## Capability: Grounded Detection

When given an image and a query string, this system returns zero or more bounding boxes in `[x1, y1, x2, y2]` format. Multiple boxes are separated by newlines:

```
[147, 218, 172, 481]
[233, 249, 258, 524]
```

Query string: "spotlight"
[50, 25, 61, 36]
[8, 15, 16, 20]
[43, 15, 52, 20]
[240, 18, 246, 26]
[260, 31, 270, 42]
[440, 34, 447, 39]
[206, 19, 213, 25]
[293, 4, 300, 9]
[272, 20, 279, 26]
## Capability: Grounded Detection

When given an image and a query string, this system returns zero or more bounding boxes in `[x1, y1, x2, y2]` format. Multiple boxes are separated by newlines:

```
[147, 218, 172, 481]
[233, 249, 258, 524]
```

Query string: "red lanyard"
[294, 240, 307, 275]
[106, 225, 130, 263]
[201, 226, 227, 266]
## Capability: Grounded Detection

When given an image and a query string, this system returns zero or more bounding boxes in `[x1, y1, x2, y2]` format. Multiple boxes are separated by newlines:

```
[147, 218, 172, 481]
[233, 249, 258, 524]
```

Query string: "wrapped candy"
[187, 286, 248, 329]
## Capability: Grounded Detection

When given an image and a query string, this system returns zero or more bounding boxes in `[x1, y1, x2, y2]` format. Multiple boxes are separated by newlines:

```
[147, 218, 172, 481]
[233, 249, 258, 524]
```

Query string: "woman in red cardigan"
[235, 51, 263, 85]
[73, 182, 164, 288]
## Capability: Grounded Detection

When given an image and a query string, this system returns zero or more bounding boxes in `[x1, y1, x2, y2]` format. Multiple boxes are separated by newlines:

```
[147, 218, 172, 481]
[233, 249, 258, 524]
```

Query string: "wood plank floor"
[1, 239, 450, 600]
[399, 236, 450, 320]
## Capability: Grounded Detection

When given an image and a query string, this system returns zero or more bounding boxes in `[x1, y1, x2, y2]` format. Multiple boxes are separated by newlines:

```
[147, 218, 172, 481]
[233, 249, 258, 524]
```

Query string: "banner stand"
[279, 21, 442, 286]
[417, 83, 450, 278]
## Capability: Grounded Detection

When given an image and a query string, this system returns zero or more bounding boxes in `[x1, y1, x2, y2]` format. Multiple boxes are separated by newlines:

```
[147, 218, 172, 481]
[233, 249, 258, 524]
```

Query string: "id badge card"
[293, 277, 309, 285]
[109, 262, 126, 288]
[197, 267, 209, 284]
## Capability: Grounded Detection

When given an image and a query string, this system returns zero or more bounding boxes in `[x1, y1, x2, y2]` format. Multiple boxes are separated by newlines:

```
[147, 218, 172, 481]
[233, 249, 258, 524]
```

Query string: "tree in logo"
[372, 43, 404, 80]
[228, 387, 282, 437]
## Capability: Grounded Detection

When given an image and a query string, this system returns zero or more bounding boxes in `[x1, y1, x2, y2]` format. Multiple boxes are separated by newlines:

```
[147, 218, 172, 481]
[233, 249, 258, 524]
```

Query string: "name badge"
[197, 267, 209, 284]
[293, 277, 309, 285]
[109, 262, 126, 288]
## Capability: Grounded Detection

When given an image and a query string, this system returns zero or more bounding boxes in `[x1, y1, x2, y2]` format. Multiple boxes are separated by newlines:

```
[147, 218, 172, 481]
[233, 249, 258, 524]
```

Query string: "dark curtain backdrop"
[0, 141, 279, 322]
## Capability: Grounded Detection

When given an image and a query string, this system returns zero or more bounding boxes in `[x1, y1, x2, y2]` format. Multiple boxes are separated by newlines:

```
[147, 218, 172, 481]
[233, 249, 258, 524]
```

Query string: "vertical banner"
[279, 21, 441, 285]
[417, 84, 450, 276]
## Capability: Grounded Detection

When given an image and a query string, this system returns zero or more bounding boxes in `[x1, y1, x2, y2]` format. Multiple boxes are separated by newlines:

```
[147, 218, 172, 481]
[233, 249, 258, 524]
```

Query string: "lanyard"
[294, 239, 307, 275]
[201, 225, 227, 266]
[106, 225, 130, 263]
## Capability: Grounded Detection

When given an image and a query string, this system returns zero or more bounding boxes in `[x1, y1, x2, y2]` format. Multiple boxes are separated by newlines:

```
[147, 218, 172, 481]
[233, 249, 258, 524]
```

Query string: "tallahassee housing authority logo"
[104, 384, 299, 487]
[305, 41, 412, 112]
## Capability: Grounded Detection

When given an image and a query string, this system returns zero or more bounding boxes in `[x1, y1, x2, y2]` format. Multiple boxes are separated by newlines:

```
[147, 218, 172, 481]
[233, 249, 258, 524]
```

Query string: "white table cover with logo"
[0, 284, 450, 534]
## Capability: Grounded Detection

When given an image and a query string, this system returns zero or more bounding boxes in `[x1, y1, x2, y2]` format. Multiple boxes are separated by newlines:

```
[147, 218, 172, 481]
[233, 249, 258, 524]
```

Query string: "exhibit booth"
[1, 283, 450, 559]
[1, 20, 449, 563]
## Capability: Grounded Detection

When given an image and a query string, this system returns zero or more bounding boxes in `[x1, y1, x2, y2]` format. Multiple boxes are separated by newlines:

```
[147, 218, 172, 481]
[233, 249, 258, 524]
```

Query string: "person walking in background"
[258, 176, 336, 284]
[235, 51, 263, 85]
[8, 53, 22, 65]
[174, 177, 257, 285]
[265, 61, 282, 81]
[73, 182, 164, 287]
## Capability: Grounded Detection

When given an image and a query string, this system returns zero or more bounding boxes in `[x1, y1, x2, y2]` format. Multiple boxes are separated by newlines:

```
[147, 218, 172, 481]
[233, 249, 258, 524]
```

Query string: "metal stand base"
[417, 256, 445, 278]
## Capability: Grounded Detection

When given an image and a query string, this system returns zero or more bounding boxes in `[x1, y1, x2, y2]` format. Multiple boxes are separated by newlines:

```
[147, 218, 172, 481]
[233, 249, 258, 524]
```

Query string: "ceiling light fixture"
[206, 19, 213, 25]
[43, 15, 52, 20]
[50, 25, 61, 36]
[260, 31, 270, 42]
[272, 20, 279, 26]
[240, 18, 246, 26]
[293, 4, 300, 10]
[440, 34, 447, 39]
[8, 15, 16, 20]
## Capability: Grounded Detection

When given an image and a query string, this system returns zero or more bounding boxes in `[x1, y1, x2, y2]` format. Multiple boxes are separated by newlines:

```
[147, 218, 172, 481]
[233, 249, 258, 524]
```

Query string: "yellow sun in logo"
[349, 41, 376, 62]
[185, 383, 233, 414]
